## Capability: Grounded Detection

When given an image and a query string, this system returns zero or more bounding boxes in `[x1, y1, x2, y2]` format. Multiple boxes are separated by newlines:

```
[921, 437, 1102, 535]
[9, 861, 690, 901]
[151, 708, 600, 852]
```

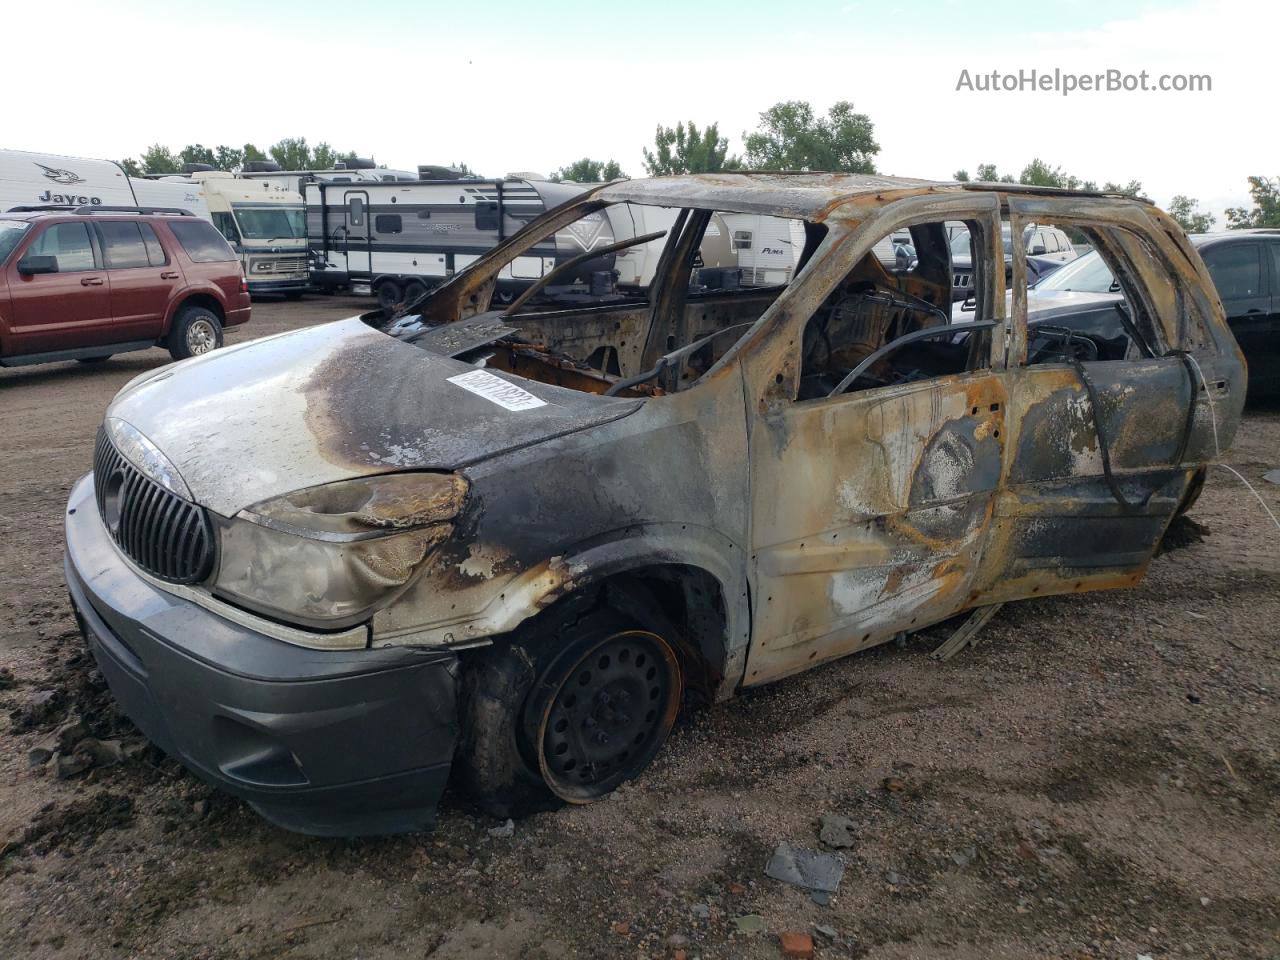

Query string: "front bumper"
[246, 278, 309, 295]
[63, 474, 459, 836]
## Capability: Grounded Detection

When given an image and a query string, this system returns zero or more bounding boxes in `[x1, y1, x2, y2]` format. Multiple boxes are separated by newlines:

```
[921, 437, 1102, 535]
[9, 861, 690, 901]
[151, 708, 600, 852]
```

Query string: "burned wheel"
[455, 603, 684, 818]
[532, 629, 682, 803]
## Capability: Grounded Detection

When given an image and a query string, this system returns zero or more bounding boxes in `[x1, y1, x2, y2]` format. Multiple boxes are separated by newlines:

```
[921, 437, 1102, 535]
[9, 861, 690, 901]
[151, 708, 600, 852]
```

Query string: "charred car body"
[64, 173, 1245, 835]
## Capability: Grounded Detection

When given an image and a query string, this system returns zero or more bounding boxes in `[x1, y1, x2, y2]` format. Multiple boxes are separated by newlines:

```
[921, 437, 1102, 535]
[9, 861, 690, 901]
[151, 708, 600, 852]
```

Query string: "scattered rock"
[192, 799, 210, 819]
[884, 870, 903, 886]
[666, 933, 689, 949]
[0, 667, 16, 690]
[735, 915, 767, 935]
[73, 738, 123, 767]
[54, 751, 92, 780]
[764, 843, 844, 894]
[28, 735, 59, 768]
[611, 921, 630, 935]
[672, 951, 687, 960]
[950, 845, 977, 868]
[54, 715, 88, 751]
[818, 813, 857, 849]
[11, 689, 60, 729]
[780, 930, 814, 958]
[691, 903, 710, 919]
[1263, 469, 1280, 485]
[487, 818, 515, 839]
[1200, 896, 1211, 907]
[810, 890, 832, 906]
[728, 882, 747, 895]
[813, 925, 838, 942]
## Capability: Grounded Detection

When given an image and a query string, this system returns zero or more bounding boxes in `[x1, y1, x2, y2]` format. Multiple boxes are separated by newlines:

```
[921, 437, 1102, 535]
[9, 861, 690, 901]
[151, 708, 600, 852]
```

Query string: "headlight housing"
[214, 473, 467, 628]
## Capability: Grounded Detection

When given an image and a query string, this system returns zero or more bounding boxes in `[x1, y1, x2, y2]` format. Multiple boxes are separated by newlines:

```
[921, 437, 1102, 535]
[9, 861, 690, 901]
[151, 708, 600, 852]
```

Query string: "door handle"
[80, 277, 104, 286]
[1245, 308, 1264, 315]
[160, 271, 180, 280]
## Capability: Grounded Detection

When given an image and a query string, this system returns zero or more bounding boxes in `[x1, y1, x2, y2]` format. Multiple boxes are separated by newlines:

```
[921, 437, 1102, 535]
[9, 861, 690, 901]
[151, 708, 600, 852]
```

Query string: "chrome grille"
[93, 428, 214, 584]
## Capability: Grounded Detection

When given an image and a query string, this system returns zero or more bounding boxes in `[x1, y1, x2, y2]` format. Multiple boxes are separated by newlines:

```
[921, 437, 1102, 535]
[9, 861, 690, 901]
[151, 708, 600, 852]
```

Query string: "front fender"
[368, 522, 751, 699]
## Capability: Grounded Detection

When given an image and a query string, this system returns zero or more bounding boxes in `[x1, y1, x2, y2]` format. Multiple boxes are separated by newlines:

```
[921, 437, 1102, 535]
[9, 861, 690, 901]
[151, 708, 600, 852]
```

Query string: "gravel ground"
[0, 295, 1277, 960]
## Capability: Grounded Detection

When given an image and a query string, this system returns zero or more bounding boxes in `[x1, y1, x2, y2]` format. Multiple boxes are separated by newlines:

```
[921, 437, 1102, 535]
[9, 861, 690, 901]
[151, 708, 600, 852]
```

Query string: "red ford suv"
[0, 205, 251, 367]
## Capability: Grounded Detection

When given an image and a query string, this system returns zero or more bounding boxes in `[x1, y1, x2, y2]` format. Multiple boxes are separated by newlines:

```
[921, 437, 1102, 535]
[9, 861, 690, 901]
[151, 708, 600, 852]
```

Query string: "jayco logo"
[34, 162, 85, 185]
[37, 190, 102, 205]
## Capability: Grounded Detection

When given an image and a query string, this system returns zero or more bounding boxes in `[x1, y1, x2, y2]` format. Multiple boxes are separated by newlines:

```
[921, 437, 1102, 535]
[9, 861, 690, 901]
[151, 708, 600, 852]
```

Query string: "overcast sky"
[6, 0, 1274, 223]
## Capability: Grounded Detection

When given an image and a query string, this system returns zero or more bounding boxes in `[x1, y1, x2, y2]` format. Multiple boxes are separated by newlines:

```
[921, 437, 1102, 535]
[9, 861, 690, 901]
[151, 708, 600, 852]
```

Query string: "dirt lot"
[1, 296, 1277, 960]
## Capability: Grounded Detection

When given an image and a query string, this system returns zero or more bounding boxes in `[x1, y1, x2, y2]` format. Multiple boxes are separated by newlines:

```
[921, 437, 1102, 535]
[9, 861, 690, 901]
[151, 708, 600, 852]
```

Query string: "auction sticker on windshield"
[447, 370, 548, 411]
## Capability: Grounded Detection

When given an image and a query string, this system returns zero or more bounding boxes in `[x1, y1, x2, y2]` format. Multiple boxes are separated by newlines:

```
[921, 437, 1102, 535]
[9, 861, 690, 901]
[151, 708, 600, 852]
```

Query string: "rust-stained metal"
[71, 172, 1248, 832]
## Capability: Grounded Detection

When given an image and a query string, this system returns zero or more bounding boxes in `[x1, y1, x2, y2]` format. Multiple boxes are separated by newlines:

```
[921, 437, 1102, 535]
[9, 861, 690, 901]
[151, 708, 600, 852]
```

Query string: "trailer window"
[375, 214, 403, 235]
[348, 197, 364, 227]
[732, 230, 752, 251]
[475, 202, 500, 232]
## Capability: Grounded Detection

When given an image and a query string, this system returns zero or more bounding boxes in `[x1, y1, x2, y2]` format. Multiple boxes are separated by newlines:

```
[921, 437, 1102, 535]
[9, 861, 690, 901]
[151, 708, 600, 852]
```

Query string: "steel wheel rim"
[187, 319, 217, 355]
[536, 630, 681, 803]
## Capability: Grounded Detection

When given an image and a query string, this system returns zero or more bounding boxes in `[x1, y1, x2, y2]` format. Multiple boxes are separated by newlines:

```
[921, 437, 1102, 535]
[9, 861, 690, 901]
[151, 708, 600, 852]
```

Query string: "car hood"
[106, 317, 643, 517]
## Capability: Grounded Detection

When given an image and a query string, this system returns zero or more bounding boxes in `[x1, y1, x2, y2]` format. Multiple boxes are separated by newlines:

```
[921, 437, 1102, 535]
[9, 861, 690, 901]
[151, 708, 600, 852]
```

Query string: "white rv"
[157, 171, 308, 296]
[0, 149, 208, 218]
[307, 175, 597, 305]
[237, 158, 419, 196]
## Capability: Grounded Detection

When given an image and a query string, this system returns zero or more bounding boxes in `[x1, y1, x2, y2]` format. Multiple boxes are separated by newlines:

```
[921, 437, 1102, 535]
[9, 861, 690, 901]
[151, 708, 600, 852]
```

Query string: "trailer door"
[344, 190, 371, 277]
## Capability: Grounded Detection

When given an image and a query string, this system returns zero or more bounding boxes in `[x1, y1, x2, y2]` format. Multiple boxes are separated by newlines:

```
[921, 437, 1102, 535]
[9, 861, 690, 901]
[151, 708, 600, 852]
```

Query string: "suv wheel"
[455, 601, 683, 818]
[168, 306, 224, 360]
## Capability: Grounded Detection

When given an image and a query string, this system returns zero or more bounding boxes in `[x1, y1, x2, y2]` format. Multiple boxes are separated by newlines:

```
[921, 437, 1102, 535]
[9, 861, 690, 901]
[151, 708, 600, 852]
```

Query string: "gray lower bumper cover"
[62, 474, 459, 836]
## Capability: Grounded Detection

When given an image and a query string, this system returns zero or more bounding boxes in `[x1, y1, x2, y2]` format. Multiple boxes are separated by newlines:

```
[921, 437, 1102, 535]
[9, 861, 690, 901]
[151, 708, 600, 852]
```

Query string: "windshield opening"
[233, 205, 305, 241]
[0, 220, 31, 265]
[949, 224, 1015, 258]
[385, 201, 822, 397]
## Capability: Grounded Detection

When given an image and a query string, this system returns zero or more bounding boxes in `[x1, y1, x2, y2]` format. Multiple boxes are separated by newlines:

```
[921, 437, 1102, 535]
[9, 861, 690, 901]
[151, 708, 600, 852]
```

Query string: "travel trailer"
[157, 170, 308, 296]
[0, 149, 208, 218]
[238, 158, 418, 196]
[306, 175, 597, 305]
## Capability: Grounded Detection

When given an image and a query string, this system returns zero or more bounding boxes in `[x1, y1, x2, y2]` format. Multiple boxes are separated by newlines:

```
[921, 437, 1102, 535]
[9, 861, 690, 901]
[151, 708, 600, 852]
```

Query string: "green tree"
[242, 143, 267, 163]
[741, 100, 879, 173]
[213, 145, 244, 171]
[1225, 176, 1280, 228]
[140, 144, 180, 175]
[953, 169, 971, 182]
[453, 161, 478, 177]
[312, 142, 339, 169]
[269, 137, 314, 170]
[642, 121, 740, 176]
[1099, 179, 1144, 199]
[552, 158, 626, 182]
[118, 158, 143, 177]
[180, 144, 217, 169]
[1167, 195, 1216, 233]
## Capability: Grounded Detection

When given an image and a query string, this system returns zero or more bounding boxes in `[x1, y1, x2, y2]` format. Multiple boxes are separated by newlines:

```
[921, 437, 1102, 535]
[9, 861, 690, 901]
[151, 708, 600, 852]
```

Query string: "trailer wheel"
[403, 280, 427, 307]
[375, 280, 403, 310]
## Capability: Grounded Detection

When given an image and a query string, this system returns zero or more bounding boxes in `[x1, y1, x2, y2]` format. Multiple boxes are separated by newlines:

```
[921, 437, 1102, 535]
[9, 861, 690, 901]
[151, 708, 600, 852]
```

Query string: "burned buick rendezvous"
[64, 173, 1245, 835]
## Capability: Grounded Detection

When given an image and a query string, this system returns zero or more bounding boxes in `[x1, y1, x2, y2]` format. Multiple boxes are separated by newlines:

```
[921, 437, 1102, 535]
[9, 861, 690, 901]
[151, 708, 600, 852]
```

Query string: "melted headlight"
[214, 473, 467, 628]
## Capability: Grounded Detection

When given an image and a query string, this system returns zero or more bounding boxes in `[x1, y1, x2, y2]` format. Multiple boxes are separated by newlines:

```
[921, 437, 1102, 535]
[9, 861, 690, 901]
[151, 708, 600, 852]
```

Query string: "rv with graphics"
[237, 157, 419, 196]
[0, 149, 208, 218]
[306, 170, 814, 307]
[156, 170, 308, 296]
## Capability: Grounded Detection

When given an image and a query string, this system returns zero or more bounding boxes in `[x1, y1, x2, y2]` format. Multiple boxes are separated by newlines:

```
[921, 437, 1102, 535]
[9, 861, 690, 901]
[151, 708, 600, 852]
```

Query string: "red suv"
[0, 205, 250, 367]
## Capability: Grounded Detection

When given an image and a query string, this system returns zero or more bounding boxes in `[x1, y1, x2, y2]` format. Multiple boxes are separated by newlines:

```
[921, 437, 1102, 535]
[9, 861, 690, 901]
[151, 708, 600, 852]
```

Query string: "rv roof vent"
[506, 171, 545, 181]
[243, 160, 282, 173]
[342, 157, 377, 170]
[418, 165, 465, 181]
[182, 162, 215, 174]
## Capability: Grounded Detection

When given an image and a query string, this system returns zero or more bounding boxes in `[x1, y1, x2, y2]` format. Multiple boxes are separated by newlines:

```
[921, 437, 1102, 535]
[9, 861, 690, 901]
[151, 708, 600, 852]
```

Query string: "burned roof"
[594, 172, 1148, 220]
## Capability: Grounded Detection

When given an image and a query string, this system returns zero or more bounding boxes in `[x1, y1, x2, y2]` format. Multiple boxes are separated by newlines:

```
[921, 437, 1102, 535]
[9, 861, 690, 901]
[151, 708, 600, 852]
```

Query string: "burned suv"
[64, 174, 1244, 835]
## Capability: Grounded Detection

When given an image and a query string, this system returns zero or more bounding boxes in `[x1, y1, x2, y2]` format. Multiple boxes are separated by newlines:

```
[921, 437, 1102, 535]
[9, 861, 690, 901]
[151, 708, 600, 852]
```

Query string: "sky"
[5, 0, 1275, 223]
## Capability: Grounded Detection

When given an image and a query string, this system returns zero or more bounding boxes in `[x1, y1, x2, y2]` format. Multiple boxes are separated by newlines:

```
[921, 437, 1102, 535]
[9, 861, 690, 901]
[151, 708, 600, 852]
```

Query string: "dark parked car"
[0, 206, 250, 367]
[950, 222, 1078, 301]
[65, 174, 1242, 835]
[1027, 231, 1280, 396]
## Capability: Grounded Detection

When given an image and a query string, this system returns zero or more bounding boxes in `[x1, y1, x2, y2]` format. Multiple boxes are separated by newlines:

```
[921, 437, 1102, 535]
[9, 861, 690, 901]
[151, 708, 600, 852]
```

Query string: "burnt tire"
[167, 306, 223, 360]
[454, 602, 683, 818]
